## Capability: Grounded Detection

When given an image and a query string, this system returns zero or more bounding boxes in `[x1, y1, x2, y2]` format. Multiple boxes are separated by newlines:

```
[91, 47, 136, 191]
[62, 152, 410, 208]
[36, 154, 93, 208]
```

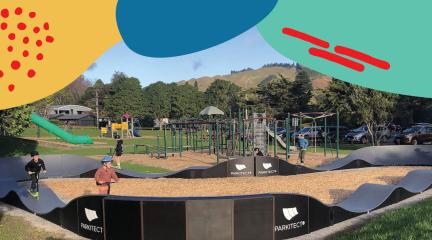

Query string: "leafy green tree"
[290, 70, 312, 113]
[104, 72, 145, 118]
[318, 79, 397, 145]
[0, 106, 33, 136]
[256, 74, 293, 118]
[80, 79, 111, 116]
[204, 79, 241, 113]
[315, 79, 360, 127]
[142, 81, 172, 120]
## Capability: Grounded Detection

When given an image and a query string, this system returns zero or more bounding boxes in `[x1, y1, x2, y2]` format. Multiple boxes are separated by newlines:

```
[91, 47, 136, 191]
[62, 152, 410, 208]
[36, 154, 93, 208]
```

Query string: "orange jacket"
[94, 167, 119, 184]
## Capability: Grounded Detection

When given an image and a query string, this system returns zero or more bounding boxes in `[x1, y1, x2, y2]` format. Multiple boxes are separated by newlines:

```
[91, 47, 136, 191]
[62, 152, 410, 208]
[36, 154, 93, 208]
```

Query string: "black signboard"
[255, 156, 279, 176]
[234, 196, 273, 240]
[186, 199, 233, 240]
[104, 199, 142, 240]
[274, 194, 309, 239]
[142, 200, 186, 240]
[227, 157, 254, 177]
[77, 196, 105, 240]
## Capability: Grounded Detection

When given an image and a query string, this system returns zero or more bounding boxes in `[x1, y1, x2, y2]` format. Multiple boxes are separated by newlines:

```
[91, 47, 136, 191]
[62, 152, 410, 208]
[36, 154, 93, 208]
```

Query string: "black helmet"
[30, 151, 39, 157]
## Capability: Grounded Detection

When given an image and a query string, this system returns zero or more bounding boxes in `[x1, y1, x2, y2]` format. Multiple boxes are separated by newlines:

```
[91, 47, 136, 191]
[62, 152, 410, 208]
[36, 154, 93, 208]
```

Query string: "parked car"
[394, 124, 432, 145]
[344, 126, 370, 144]
[292, 126, 322, 140]
[321, 126, 349, 142]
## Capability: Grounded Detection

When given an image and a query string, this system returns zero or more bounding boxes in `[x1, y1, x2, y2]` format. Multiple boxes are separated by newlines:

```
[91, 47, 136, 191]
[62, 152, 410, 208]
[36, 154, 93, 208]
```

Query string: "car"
[292, 126, 322, 140]
[320, 126, 349, 142]
[344, 126, 370, 144]
[394, 124, 432, 145]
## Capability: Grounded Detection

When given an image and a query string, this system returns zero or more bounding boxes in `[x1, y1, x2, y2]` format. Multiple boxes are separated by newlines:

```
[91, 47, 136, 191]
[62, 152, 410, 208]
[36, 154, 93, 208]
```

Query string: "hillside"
[178, 66, 331, 91]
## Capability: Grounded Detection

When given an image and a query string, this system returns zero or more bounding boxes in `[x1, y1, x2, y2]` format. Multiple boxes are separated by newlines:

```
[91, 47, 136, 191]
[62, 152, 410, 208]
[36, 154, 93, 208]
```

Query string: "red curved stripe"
[309, 48, 365, 72]
[282, 27, 330, 49]
[335, 46, 390, 70]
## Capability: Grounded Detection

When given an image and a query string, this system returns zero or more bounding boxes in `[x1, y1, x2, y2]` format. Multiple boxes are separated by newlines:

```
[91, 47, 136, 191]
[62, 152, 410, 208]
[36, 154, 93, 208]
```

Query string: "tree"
[80, 79, 110, 116]
[204, 79, 241, 113]
[142, 81, 172, 120]
[256, 74, 293, 118]
[318, 79, 397, 145]
[104, 72, 145, 118]
[351, 87, 397, 145]
[290, 70, 312, 113]
[315, 79, 360, 127]
[0, 106, 33, 136]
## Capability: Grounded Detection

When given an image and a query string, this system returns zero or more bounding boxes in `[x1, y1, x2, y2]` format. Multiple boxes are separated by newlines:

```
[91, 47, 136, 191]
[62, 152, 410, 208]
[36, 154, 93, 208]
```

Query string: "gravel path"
[44, 166, 430, 204]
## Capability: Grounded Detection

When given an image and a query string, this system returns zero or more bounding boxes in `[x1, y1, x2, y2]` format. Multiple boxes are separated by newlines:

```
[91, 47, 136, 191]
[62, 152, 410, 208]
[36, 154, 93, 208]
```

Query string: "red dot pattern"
[17, 22, 26, 30]
[1, 9, 9, 18]
[36, 53, 43, 60]
[15, 8, 22, 15]
[11, 60, 20, 70]
[46, 35, 54, 43]
[27, 69, 36, 78]
[1, 7, 54, 92]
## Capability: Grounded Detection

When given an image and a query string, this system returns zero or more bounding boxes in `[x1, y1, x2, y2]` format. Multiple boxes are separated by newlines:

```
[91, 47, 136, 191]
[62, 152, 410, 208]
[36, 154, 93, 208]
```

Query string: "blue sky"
[83, 27, 294, 87]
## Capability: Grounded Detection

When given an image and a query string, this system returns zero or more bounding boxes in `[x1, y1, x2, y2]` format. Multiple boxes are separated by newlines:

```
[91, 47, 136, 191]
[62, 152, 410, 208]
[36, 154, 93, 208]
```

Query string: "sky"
[83, 27, 294, 87]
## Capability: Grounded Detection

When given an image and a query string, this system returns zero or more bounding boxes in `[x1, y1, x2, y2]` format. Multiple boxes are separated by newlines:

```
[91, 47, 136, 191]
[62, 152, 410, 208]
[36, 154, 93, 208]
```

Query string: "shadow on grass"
[0, 136, 38, 157]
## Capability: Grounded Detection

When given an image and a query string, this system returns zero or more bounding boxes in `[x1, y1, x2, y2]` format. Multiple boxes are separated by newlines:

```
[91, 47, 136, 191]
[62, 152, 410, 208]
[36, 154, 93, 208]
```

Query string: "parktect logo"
[283, 207, 298, 221]
[81, 208, 103, 234]
[235, 164, 247, 171]
[263, 163, 272, 169]
[275, 207, 306, 232]
[85, 208, 98, 222]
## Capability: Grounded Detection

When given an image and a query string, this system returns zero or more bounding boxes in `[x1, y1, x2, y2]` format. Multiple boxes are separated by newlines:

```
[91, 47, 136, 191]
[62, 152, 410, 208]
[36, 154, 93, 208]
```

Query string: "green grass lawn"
[0, 215, 70, 240]
[333, 198, 432, 240]
[120, 162, 169, 173]
[23, 126, 166, 138]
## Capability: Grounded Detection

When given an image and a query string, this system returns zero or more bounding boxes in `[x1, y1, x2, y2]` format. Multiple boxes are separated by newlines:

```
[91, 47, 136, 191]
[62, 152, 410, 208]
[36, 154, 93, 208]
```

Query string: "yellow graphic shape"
[0, 0, 121, 110]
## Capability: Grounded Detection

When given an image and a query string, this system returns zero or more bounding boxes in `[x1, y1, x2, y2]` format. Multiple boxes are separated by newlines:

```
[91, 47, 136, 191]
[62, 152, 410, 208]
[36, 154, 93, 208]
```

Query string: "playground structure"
[30, 112, 93, 144]
[141, 110, 342, 163]
[0, 146, 432, 240]
[100, 114, 141, 139]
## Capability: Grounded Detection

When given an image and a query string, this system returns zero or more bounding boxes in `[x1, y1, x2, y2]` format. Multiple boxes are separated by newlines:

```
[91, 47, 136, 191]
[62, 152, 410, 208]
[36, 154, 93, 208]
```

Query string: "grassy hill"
[178, 66, 331, 91]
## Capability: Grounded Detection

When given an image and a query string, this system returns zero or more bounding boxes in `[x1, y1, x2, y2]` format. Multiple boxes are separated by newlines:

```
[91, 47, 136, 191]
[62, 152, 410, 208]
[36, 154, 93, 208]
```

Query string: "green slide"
[31, 113, 93, 144]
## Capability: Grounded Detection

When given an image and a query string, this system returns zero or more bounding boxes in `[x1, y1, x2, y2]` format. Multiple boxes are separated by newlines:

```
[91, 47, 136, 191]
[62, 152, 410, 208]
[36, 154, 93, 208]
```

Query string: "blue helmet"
[101, 156, 113, 164]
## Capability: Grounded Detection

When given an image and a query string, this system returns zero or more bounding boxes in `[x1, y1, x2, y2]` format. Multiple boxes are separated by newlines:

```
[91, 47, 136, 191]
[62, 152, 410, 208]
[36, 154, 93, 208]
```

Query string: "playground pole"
[157, 135, 160, 159]
[242, 114, 246, 157]
[285, 114, 291, 161]
[336, 110, 340, 158]
[208, 123, 213, 155]
[172, 126, 176, 155]
[299, 112, 303, 130]
[216, 123, 220, 164]
[200, 126, 203, 153]
[179, 126, 183, 157]
[163, 125, 167, 158]
[274, 121, 277, 157]
[324, 116, 327, 157]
